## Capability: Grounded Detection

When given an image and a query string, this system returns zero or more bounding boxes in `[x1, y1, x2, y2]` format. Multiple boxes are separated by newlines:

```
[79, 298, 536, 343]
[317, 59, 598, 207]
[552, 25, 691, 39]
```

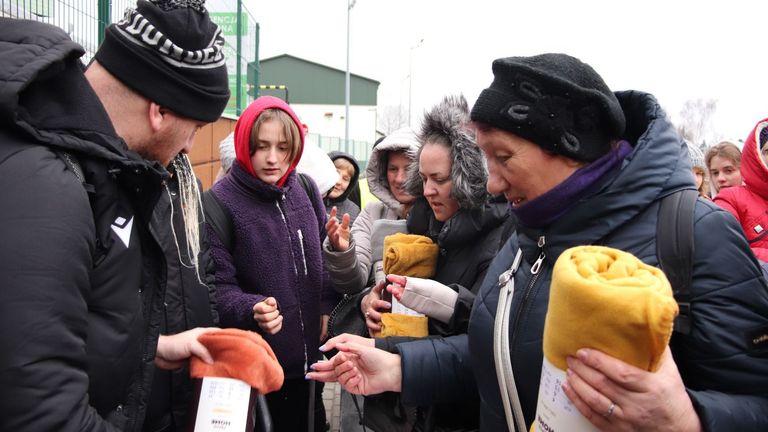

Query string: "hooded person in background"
[713, 120, 768, 262]
[323, 127, 421, 295]
[0, 0, 229, 430]
[205, 95, 338, 431]
[214, 131, 236, 184]
[310, 53, 768, 432]
[685, 141, 710, 199]
[325, 151, 361, 224]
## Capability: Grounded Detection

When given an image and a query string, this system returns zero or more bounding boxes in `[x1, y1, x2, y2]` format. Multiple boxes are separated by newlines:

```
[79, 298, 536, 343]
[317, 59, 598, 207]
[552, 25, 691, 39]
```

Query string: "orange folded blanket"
[190, 328, 284, 394]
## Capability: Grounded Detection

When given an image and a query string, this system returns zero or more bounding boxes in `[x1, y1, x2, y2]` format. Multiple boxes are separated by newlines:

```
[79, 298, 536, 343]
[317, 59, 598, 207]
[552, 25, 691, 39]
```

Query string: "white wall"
[290, 104, 378, 144]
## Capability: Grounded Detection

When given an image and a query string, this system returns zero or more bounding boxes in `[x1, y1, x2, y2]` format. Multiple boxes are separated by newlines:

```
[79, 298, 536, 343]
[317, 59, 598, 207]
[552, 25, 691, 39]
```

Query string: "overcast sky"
[243, 0, 765, 143]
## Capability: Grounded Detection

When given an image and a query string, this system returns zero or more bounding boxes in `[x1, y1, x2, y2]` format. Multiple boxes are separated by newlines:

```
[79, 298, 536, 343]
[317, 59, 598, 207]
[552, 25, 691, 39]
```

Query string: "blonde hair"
[249, 108, 301, 163]
[705, 141, 742, 172]
[333, 158, 355, 178]
[167, 153, 205, 284]
[692, 165, 710, 198]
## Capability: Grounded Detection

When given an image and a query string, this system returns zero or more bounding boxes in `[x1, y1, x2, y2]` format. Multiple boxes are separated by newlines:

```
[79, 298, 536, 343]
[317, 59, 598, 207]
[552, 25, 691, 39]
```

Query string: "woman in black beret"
[309, 53, 768, 432]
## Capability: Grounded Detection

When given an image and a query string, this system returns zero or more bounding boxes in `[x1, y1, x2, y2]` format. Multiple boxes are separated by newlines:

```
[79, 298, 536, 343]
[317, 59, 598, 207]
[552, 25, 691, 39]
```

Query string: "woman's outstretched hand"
[306, 339, 402, 396]
[325, 207, 351, 251]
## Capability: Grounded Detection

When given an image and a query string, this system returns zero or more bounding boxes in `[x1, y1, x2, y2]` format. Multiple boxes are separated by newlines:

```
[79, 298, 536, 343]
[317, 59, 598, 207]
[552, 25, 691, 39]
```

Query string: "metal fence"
[307, 134, 374, 173]
[1, 0, 259, 115]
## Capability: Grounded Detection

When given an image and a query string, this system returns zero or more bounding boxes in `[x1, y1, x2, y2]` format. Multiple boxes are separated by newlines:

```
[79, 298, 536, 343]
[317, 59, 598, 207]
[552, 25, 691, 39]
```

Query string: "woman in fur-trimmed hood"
[366, 95, 516, 432]
[372, 94, 516, 338]
[404, 94, 490, 209]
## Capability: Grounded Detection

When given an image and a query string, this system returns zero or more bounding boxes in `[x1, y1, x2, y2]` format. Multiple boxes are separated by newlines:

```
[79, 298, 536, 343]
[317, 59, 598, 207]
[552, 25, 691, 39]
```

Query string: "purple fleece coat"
[208, 161, 338, 378]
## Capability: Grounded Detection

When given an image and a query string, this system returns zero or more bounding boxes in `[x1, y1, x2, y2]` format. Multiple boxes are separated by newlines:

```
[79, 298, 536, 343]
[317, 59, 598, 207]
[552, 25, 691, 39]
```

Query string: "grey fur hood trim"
[365, 127, 420, 211]
[405, 94, 488, 209]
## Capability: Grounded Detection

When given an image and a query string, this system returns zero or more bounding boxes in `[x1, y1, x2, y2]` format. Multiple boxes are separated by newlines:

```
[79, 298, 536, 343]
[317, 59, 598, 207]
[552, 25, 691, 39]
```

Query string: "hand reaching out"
[385, 274, 458, 323]
[325, 207, 351, 251]
[253, 297, 283, 335]
[155, 327, 217, 370]
[307, 340, 402, 396]
[385, 274, 407, 300]
[320, 333, 375, 352]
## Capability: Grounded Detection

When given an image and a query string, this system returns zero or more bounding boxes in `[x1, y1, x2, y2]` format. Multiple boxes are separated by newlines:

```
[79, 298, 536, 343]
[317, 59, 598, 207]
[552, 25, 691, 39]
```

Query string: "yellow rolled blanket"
[376, 233, 437, 337]
[383, 233, 438, 278]
[379, 313, 429, 337]
[543, 245, 678, 372]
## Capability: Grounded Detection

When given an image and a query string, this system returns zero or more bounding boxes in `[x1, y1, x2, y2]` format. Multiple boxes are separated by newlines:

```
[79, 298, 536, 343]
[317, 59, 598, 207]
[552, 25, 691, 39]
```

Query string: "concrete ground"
[323, 382, 366, 432]
[322, 381, 341, 431]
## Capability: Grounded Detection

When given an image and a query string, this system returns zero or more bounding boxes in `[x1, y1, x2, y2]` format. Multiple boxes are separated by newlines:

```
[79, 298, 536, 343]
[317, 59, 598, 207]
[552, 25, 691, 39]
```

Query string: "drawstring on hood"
[234, 95, 305, 187]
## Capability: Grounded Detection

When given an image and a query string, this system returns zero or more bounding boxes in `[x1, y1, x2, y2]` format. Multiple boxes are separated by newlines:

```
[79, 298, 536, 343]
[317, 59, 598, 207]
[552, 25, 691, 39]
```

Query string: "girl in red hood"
[207, 96, 338, 431]
[714, 119, 768, 262]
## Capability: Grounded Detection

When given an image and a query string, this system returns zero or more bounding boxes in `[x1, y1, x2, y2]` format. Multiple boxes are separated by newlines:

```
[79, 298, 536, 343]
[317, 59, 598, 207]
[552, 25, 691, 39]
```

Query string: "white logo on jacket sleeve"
[111, 216, 134, 248]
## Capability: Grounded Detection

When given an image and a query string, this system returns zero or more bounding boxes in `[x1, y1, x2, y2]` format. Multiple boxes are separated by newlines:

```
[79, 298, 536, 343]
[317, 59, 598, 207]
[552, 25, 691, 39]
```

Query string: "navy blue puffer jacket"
[396, 91, 768, 431]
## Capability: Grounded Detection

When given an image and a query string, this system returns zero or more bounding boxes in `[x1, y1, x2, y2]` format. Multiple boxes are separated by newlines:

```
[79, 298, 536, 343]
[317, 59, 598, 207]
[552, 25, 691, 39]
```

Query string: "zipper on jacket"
[297, 229, 308, 276]
[510, 236, 546, 362]
[275, 200, 298, 276]
[275, 196, 309, 374]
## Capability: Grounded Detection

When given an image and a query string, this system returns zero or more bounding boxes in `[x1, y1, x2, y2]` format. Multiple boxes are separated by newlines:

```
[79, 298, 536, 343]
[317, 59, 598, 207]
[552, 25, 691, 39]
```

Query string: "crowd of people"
[1, 1, 767, 432]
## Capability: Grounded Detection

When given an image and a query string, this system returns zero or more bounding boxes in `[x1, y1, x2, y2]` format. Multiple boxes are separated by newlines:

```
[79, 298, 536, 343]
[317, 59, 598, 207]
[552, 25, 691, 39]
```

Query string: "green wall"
[257, 55, 379, 105]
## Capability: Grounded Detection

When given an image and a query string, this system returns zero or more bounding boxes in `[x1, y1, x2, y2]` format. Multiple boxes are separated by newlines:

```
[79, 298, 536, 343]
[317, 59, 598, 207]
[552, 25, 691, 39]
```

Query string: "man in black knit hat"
[0, 1, 229, 430]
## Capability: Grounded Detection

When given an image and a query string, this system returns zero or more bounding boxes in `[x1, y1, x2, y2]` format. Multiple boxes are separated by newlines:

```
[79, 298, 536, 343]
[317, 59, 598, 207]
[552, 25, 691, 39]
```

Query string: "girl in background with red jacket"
[714, 119, 768, 262]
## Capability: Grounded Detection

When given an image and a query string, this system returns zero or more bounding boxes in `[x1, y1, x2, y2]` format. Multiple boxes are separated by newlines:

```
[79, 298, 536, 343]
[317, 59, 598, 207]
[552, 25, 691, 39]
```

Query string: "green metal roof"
[255, 54, 379, 105]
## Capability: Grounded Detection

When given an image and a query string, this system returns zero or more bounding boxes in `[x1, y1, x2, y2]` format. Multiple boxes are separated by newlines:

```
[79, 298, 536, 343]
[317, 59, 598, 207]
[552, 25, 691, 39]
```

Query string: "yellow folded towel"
[383, 233, 439, 278]
[378, 313, 429, 337]
[543, 245, 678, 372]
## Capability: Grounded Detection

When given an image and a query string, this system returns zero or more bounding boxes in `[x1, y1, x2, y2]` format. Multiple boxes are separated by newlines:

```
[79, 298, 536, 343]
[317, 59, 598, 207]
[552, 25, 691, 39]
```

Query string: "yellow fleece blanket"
[543, 245, 678, 372]
[383, 233, 439, 278]
[377, 233, 438, 337]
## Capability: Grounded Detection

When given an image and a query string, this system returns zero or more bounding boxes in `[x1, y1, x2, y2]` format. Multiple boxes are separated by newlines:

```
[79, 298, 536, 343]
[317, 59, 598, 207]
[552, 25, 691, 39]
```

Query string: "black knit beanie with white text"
[94, 0, 229, 122]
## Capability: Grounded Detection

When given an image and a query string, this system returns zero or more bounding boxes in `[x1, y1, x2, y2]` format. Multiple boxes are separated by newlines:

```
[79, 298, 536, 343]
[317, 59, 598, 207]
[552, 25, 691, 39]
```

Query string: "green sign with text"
[210, 13, 247, 37]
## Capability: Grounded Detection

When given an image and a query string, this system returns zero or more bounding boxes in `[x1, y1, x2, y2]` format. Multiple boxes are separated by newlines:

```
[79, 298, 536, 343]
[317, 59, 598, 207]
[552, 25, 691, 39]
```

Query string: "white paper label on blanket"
[535, 357, 599, 432]
[194, 377, 251, 432]
[391, 296, 423, 316]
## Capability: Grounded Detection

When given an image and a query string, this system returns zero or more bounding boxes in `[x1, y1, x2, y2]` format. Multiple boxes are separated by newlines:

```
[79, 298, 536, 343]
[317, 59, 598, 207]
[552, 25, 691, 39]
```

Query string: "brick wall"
[190, 116, 237, 191]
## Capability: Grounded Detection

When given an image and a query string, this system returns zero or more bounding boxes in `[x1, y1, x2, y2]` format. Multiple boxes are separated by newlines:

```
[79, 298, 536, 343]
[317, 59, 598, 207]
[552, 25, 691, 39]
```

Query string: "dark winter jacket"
[144, 174, 218, 432]
[0, 19, 169, 431]
[324, 150, 361, 224]
[714, 118, 768, 262]
[372, 197, 513, 432]
[208, 100, 338, 378]
[396, 91, 768, 431]
[405, 196, 514, 335]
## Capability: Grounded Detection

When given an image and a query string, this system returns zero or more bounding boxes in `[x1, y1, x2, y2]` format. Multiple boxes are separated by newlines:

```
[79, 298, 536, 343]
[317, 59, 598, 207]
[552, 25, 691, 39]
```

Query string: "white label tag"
[391, 296, 423, 316]
[534, 357, 599, 432]
[193, 377, 251, 432]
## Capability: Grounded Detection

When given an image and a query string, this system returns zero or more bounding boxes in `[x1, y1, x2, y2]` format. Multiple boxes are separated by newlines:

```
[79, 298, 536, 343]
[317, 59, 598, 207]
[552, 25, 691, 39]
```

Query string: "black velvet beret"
[471, 53, 625, 161]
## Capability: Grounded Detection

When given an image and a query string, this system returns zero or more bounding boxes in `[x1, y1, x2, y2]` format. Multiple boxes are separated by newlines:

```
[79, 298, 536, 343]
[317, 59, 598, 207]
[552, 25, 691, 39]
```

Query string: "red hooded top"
[234, 95, 304, 187]
[714, 118, 768, 262]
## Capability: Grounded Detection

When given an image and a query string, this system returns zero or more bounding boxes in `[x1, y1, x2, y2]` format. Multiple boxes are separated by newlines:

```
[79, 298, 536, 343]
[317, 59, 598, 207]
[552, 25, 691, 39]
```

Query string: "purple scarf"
[513, 141, 633, 228]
